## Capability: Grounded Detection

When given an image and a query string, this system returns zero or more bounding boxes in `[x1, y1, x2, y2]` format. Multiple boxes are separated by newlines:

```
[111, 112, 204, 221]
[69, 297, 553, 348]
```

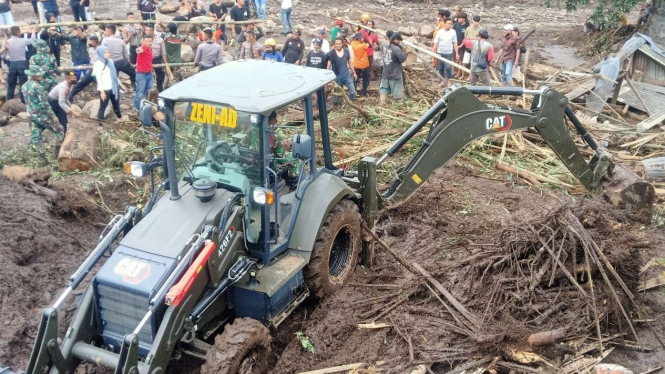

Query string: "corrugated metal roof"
[638, 46, 665, 68]
[633, 50, 665, 81]
[618, 80, 665, 117]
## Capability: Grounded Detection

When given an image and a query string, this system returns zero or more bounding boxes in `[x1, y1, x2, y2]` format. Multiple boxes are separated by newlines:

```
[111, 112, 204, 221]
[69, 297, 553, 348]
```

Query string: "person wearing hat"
[69, 34, 99, 101]
[30, 39, 59, 92]
[236, 22, 264, 56]
[310, 28, 330, 54]
[0, 25, 37, 103]
[461, 29, 493, 86]
[282, 28, 305, 65]
[21, 65, 62, 152]
[331, 19, 344, 43]
[239, 30, 264, 60]
[351, 32, 370, 96]
[327, 36, 357, 107]
[48, 71, 80, 134]
[493, 23, 518, 86]
[306, 38, 327, 69]
[195, 28, 224, 71]
[262, 38, 284, 62]
[379, 32, 407, 105]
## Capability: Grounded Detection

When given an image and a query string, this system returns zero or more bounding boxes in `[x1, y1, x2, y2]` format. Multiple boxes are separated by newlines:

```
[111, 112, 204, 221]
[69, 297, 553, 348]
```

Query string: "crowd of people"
[431, 6, 526, 88]
[0, 0, 537, 158]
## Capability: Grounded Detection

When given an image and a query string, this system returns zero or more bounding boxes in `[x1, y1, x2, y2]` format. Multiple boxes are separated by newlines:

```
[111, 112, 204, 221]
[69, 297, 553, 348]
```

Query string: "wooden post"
[611, 76, 624, 104]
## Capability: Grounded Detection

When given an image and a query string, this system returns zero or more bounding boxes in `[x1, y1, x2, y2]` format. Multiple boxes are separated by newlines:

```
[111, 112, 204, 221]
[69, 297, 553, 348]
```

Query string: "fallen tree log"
[58, 119, 99, 172]
[527, 328, 567, 347]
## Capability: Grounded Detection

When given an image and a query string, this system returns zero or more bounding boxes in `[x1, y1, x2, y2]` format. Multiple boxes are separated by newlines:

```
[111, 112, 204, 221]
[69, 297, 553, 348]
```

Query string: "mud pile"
[0, 177, 99, 370]
[272, 165, 660, 373]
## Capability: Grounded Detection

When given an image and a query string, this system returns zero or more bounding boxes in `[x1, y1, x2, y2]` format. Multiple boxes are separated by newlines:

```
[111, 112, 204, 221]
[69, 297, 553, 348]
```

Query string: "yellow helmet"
[264, 38, 276, 47]
[360, 13, 371, 22]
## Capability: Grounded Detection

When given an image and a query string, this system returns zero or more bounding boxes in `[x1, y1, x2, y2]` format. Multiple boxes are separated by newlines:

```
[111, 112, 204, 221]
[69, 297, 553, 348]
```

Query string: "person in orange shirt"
[350, 32, 370, 96]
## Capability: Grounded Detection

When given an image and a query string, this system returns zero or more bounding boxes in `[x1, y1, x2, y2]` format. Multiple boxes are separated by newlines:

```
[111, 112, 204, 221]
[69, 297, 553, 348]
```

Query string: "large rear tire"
[304, 199, 362, 299]
[201, 318, 271, 374]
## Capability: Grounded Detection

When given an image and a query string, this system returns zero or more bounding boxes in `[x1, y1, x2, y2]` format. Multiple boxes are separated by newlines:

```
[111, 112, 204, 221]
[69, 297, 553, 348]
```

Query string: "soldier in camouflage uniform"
[21, 65, 62, 154]
[30, 40, 59, 92]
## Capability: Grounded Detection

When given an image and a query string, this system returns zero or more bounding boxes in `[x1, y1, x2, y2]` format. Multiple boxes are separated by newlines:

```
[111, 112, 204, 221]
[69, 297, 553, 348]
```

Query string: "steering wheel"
[210, 141, 241, 164]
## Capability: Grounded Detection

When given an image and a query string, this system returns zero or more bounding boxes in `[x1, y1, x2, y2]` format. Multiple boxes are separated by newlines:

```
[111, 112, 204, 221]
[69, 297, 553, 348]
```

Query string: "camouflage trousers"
[44, 76, 57, 92]
[29, 116, 63, 151]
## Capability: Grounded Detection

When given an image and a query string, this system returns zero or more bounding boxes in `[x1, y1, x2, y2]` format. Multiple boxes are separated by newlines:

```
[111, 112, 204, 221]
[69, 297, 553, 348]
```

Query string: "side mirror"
[140, 102, 154, 128]
[291, 134, 312, 160]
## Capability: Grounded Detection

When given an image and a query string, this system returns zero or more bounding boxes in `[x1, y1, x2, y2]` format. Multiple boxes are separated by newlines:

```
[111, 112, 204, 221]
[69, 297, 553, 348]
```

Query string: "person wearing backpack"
[461, 29, 493, 86]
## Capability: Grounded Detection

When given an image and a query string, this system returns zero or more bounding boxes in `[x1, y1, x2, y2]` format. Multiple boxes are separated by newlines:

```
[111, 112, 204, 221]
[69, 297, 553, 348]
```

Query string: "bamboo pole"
[3, 18, 262, 29]
[59, 62, 195, 71]
[338, 18, 471, 73]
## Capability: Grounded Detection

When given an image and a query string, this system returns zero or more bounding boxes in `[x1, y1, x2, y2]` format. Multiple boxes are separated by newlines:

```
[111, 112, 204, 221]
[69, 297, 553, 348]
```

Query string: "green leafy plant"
[295, 332, 315, 353]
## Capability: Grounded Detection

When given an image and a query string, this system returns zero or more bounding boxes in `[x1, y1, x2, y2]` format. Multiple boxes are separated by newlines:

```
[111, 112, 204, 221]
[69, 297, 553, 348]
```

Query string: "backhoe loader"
[4, 60, 653, 374]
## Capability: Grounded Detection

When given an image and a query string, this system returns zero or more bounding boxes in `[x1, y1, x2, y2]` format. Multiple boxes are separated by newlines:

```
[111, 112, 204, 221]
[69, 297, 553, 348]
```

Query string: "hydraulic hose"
[564, 107, 600, 153]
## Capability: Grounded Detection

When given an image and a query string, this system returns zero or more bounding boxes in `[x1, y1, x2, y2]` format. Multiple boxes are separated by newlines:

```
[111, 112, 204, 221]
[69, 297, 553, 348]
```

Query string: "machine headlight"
[249, 114, 259, 124]
[253, 188, 274, 205]
[124, 161, 148, 178]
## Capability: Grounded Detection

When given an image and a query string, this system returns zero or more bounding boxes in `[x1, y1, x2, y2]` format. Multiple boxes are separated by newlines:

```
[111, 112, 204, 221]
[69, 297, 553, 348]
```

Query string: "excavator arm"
[358, 86, 654, 218]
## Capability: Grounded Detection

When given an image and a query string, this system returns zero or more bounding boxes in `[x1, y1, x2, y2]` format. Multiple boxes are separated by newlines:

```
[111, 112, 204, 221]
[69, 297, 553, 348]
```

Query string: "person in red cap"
[331, 20, 344, 43]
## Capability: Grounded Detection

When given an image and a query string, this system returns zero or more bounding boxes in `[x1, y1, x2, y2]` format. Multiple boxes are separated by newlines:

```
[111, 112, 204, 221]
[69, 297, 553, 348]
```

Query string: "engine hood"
[120, 183, 236, 259]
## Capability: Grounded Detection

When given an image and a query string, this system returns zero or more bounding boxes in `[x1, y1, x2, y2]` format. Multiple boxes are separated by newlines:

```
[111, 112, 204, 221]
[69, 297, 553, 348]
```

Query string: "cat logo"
[485, 115, 513, 132]
[113, 257, 151, 284]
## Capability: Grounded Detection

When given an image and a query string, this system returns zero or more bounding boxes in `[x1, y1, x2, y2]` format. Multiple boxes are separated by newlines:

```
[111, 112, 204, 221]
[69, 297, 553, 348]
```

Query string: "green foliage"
[545, 0, 637, 30]
[295, 332, 315, 353]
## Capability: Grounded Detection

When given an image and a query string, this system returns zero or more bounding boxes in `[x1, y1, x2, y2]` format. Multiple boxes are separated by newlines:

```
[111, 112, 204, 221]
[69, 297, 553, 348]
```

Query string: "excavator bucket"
[602, 163, 655, 221]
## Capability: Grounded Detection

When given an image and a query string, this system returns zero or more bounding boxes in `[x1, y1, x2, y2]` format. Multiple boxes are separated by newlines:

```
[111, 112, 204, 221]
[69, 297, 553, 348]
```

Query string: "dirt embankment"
[0, 176, 103, 370]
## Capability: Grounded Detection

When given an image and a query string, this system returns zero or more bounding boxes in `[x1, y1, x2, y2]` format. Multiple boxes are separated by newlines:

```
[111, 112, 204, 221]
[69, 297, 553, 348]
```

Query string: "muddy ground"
[1, 0, 664, 373]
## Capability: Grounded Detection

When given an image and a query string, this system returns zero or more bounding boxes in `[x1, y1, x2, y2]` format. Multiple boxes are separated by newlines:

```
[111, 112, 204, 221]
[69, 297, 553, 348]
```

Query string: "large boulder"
[187, 35, 201, 52]
[159, 2, 180, 13]
[82, 99, 111, 119]
[397, 26, 418, 37]
[419, 25, 434, 38]
[181, 44, 195, 62]
[1, 99, 26, 115]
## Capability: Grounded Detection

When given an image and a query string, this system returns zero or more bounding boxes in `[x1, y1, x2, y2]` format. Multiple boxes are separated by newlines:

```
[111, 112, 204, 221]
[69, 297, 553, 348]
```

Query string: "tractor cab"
[141, 60, 338, 265]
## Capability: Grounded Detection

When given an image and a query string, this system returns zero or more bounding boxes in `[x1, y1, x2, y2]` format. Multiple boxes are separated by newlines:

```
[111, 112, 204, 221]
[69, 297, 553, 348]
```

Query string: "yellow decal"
[188, 102, 237, 129]
[412, 174, 422, 184]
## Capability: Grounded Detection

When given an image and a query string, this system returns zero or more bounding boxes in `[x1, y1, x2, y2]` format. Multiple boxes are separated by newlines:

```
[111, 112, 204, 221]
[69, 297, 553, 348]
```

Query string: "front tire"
[201, 318, 271, 374]
[304, 199, 362, 299]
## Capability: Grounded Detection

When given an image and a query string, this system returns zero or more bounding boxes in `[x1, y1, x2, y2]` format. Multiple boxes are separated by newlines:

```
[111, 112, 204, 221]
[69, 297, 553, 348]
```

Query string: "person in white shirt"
[280, 0, 292, 35]
[310, 28, 330, 53]
[432, 18, 459, 87]
[92, 46, 125, 129]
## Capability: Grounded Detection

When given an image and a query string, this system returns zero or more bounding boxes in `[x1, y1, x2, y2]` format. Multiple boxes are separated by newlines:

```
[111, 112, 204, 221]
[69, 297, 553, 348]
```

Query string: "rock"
[265, 19, 277, 29]
[70, 104, 82, 114]
[181, 44, 195, 62]
[419, 25, 434, 38]
[82, 99, 111, 119]
[87, 25, 99, 33]
[0, 111, 8, 126]
[187, 37, 201, 53]
[1, 165, 49, 182]
[397, 26, 418, 36]
[1, 99, 26, 115]
[120, 104, 130, 111]
[156, 13, 174, 24]
[159, 2, 180, 13]
[17, 112, 29, 120]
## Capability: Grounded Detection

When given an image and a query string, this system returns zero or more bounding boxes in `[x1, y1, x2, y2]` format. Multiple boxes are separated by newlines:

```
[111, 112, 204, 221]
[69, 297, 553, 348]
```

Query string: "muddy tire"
[201, 318, 271, 374]
[304, 199, 362, 299]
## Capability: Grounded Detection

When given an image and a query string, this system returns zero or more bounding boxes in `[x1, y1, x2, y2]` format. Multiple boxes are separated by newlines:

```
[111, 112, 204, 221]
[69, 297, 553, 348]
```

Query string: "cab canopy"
[159, 60, 337, 115]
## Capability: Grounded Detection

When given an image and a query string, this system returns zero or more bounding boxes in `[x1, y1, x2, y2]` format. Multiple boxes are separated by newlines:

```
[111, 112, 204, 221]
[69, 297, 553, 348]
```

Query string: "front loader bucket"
[602, 163, 655, 221]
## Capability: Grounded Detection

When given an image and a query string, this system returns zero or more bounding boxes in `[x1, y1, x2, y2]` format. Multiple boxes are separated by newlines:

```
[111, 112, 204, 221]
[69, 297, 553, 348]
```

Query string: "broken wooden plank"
[636, 113, 665, 133]
[639, 367, 663, 374]
[357, 322, 392, 329]
[565, 79, 596, 100]
[638, 273, 665, 292]
[297, 361, 385, 374]
[528, 328, 567, 347]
